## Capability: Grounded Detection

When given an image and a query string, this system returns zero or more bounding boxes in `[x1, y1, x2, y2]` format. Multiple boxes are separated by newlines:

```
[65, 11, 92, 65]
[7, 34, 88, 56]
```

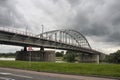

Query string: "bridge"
[0, 27, 102, 63]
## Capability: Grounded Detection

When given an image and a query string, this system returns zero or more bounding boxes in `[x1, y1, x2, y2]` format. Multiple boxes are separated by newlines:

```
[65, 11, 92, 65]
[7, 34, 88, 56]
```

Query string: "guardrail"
[0, 27, 54, 41]
[0, 27, 35, 37]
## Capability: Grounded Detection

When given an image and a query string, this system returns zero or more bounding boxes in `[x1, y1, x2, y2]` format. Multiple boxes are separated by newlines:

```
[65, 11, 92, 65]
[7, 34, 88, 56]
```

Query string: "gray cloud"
[0, 0, 27, 28]
[67, 0, 81, 7]
[0, 0, 120, 53]
[64, 0, 120, 44]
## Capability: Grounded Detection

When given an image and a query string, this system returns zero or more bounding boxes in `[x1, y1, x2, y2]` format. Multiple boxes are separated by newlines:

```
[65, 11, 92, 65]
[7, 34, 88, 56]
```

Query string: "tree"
[107, 50, 120, 63]
[56, 52, 64, 57]
[64, 51, 75, 62]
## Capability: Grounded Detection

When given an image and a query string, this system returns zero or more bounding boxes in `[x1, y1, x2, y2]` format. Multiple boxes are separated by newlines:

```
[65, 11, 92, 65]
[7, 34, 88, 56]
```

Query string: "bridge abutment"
[16, 50, 55, 62]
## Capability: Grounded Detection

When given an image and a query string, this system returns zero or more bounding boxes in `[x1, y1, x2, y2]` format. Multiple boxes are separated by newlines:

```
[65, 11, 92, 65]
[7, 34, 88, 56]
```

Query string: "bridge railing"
[0, 27, 35, 37]
[0, 27, 93, 49]
[0, 27, 101, 53]
[0, 27, 55, 41]
[0, 27, 54, 40]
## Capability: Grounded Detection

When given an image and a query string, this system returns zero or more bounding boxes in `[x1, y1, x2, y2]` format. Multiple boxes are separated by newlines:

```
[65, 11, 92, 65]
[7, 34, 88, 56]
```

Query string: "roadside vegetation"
[55, 51, 64, 62]
[56, 50, 120, 64]
[106, 50, 120, 64]
[0, 53, 15, 58]
[0, 60, 120, 78]
[63, 51, 76, 62]
[0, 50, 120, 78]
[56, 51, 77, 62]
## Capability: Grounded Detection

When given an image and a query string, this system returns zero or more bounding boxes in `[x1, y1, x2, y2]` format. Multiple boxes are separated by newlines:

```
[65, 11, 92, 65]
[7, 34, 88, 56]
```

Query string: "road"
[0, 68, 118, 80]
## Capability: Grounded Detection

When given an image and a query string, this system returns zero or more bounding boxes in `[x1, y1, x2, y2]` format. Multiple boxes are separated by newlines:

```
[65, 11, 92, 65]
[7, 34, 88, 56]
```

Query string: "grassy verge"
[0, 61, 119, 78]
[56, 57, 63, 61]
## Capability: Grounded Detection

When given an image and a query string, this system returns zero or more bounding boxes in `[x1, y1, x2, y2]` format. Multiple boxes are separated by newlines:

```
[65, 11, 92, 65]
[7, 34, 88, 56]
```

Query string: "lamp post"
[41, 24, 44, 38]
[26, 26, 28, 35]
[41, 24, 44, 34]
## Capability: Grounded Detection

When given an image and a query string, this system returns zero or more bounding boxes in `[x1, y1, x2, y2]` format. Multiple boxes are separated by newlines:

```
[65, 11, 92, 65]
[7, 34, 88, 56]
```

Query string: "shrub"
[64, 51, 75, 62]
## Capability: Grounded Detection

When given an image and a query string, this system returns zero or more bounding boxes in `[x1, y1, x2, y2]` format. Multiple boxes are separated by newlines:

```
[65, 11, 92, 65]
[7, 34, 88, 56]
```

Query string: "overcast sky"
[0, 0, 120, 54]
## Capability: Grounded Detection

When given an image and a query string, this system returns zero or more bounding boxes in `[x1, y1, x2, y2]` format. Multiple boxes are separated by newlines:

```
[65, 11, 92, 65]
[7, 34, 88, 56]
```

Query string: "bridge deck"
[0, 27, 102, 54]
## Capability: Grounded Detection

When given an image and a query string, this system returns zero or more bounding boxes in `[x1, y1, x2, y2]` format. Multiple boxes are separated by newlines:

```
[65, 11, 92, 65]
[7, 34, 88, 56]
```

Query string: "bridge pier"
[16, 48, 55, 62]
[78, 53, 99, 63]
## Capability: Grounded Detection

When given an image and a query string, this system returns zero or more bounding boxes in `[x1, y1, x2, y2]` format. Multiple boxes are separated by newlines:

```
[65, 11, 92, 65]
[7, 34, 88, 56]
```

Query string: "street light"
[41, 24, 44, 38]
[26, 26, 28, 35]
[41, 24, 44, 34]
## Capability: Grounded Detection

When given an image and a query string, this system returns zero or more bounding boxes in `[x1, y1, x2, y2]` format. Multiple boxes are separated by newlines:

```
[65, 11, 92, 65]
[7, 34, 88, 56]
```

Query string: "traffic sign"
[28, 46, 33, 51]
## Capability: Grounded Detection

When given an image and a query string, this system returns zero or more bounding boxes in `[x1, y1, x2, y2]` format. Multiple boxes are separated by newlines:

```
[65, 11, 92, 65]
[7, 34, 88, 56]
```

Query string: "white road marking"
[0, 77, 15, 80]
[0, 72, 11, 75]
[10, 74, 33, 79]
[0, 72, 32, 79]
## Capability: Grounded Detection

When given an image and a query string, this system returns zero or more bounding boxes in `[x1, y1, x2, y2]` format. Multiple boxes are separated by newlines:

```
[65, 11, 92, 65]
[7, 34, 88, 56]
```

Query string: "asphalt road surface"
[0, 68, 118, 80]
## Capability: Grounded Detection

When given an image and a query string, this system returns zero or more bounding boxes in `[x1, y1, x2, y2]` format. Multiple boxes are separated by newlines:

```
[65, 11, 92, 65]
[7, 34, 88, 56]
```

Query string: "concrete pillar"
[24, 47, 27, 51]
[40, 47, 44, 52]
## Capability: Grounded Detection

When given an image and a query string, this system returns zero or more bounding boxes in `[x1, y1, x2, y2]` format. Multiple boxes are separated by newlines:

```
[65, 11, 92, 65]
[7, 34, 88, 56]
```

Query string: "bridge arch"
[36, 29, 91, 49]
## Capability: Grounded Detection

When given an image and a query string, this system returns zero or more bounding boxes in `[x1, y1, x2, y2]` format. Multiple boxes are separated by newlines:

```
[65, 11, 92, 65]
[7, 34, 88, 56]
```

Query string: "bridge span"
[0, 27, 103, 63]
[0, 27, 101, 54]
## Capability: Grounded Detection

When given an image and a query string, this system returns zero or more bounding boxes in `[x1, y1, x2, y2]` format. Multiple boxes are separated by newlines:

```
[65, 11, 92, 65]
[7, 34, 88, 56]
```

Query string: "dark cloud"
[27, 0, 120, 44]
[63, 0, 120, 45]
[0, 0, 120, 53]
[0, 0, 27, 28]
[81, 23, 110, 36]
[67, 0, 81, 7]
[0, 0, 14, 26]
[106, 32, 120, 43]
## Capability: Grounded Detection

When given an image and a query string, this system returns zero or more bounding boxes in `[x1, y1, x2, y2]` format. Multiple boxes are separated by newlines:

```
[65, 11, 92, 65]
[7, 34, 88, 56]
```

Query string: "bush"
[56, 51, 64, 57]
[64, 51, 75, 62]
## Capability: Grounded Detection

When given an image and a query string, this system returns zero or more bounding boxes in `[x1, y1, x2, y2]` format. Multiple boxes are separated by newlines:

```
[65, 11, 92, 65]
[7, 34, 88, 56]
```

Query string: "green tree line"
[0, 53, 15, 57]
[106, 50, 120, 63]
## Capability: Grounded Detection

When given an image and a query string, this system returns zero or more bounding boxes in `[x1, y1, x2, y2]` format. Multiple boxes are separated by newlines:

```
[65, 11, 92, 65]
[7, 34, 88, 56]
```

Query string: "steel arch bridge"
[0, 27, 101, 54]
[36, 29, 91, 49]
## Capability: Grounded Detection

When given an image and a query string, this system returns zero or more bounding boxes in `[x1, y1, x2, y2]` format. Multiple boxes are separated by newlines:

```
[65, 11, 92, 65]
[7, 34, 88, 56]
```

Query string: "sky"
[0, 0, 120, 54]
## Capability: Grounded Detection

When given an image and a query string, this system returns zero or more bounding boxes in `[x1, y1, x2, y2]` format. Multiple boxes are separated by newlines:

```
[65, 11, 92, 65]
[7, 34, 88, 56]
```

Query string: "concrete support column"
[40, 47, 44, 52]
[24, 47, 27, 51]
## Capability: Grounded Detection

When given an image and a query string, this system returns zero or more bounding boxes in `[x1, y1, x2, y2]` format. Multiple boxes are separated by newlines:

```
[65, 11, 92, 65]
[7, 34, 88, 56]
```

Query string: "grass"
[56, 57, 63, 60]
[0, 61, 120, 78]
